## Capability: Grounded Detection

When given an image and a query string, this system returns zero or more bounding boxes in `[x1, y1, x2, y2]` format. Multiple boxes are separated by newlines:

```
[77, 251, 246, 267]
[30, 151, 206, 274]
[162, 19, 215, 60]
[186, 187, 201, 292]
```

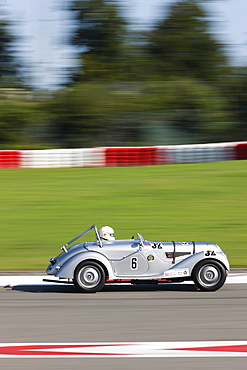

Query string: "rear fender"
[55, 251, 114, 279]
[169, 251, 230, 275]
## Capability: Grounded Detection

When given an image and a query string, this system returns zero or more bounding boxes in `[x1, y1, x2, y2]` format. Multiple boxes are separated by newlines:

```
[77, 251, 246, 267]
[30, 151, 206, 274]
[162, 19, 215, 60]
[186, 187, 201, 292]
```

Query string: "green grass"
[0, 160, 246, 270]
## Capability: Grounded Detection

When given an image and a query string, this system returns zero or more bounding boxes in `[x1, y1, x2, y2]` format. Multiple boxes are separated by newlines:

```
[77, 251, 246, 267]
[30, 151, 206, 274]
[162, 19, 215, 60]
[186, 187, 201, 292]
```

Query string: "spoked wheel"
[192, 259, 227, 291]
[74, 261, 105, 293]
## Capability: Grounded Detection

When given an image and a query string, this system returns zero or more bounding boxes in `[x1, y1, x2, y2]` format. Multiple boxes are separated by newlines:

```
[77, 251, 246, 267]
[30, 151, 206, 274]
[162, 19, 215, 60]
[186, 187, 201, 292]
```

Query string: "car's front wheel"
[192, 259, 227, 291]
[74, 261, 105, 293]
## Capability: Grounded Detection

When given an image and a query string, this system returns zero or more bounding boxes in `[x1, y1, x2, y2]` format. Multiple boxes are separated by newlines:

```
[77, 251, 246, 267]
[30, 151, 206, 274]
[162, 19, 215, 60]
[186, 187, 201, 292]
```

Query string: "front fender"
[169, 251, 230, 275]
[55, 251, 115, 280]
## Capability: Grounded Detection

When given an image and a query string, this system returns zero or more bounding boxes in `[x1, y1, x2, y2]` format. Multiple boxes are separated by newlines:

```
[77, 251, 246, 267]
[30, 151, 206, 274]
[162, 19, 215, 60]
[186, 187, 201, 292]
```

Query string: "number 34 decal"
[205, 250, 216, 256]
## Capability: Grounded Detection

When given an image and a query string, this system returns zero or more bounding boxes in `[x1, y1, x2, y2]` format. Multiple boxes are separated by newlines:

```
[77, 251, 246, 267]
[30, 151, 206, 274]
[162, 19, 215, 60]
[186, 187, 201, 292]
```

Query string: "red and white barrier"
[159, 142, 236, 164]
[235, 142, 247, 160]
[0, 150, 21, 168]
[21, 148, 105, 168]
[0, 142, 246, 168]
[105, 147, 158, 167]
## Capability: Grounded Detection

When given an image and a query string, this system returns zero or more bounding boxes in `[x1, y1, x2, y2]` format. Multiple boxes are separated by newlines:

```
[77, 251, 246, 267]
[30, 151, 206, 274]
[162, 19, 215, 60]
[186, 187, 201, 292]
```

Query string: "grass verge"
[0, 160, 246, 269]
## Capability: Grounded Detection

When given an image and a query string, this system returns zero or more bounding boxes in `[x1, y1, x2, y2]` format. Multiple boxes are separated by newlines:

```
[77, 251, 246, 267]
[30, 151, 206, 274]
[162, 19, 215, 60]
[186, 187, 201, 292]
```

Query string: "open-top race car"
[45, 225, 230, 293]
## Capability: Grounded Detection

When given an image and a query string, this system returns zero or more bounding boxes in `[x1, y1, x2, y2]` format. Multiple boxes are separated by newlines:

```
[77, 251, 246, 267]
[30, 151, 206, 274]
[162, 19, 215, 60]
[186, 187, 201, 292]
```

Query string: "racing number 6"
[131, 257, 138, 270]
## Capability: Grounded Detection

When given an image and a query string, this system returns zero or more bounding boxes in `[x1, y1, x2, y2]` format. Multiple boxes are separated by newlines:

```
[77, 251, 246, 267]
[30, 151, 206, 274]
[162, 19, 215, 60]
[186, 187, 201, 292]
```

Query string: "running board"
[43, 278, 74, 285]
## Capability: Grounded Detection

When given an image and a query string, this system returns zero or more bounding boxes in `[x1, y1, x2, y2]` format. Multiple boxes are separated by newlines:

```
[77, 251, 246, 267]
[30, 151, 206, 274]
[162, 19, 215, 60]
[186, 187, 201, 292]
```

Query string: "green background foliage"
[0, 160, 246, 270]
[0, 0, 247, 147]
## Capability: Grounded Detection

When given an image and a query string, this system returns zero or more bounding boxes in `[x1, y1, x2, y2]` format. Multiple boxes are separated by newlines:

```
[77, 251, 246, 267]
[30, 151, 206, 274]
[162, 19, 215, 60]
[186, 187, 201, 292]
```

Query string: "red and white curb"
[0, 342, 246, 358]
[0, 272, 247, 287]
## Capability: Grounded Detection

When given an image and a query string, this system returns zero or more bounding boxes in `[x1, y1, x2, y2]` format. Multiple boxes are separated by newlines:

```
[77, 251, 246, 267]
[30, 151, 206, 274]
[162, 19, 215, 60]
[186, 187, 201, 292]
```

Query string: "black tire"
[192, 259, 227, 291]
[74, 261, 105, 293]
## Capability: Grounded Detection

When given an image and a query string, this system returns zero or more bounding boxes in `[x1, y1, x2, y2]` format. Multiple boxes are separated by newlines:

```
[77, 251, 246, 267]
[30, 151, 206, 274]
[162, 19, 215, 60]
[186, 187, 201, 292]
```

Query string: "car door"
[112, 251, 149, 276]
[102, 240, 149, 276]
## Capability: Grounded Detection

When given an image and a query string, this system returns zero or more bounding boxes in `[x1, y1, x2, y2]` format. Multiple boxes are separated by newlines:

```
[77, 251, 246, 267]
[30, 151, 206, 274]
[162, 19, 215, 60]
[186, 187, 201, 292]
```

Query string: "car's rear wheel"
[192, 259, 227, 291]
[74, 261, 105, 293]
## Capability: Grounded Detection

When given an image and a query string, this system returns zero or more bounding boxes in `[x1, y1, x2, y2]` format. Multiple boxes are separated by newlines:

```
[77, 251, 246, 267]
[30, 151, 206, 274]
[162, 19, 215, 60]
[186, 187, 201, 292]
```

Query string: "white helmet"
[99, 226, 115, 241]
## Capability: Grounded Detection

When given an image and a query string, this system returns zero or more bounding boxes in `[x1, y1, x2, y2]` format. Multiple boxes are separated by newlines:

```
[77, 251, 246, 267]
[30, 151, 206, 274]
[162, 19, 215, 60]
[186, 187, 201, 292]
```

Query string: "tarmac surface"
[0, 272, 246, 369]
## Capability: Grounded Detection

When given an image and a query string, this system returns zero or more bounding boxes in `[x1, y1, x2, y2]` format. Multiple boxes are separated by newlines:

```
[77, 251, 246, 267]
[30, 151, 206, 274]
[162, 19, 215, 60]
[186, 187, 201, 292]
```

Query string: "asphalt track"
[0, 273, 246, 369]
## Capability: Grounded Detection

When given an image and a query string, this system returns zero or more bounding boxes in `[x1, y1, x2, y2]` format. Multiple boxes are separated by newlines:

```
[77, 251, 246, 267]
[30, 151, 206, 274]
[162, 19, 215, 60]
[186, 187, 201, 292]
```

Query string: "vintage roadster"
[45, 225, 230, 293]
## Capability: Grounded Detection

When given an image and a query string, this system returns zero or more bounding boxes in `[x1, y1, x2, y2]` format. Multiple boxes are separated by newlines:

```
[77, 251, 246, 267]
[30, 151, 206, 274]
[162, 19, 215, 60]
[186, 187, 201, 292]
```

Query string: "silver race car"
[46, 225, 230, 293]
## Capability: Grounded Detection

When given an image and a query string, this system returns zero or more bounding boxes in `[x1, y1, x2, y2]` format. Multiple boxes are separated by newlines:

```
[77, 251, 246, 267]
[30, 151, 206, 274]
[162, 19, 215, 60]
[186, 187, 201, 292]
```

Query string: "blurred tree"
[45, 83, 149, 147]
[145, 0, 228, 81]
[59, 0, 230, 146]
[0, 17, 20, 85]
[68, 0, 127, 82]
[45, 85, 103, 147]
[221, 68, 247, 141]
[0, 96, 40, 148]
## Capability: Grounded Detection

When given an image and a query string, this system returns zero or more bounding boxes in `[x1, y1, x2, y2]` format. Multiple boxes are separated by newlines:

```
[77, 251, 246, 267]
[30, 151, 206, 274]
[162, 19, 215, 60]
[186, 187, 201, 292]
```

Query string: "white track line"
[0, 341, 247, 357]
[0, 273, 246, 287]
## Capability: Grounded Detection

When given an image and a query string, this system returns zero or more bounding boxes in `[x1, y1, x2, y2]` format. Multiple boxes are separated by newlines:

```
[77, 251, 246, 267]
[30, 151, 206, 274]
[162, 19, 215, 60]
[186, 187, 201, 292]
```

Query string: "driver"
[99, 226, 115, 241]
